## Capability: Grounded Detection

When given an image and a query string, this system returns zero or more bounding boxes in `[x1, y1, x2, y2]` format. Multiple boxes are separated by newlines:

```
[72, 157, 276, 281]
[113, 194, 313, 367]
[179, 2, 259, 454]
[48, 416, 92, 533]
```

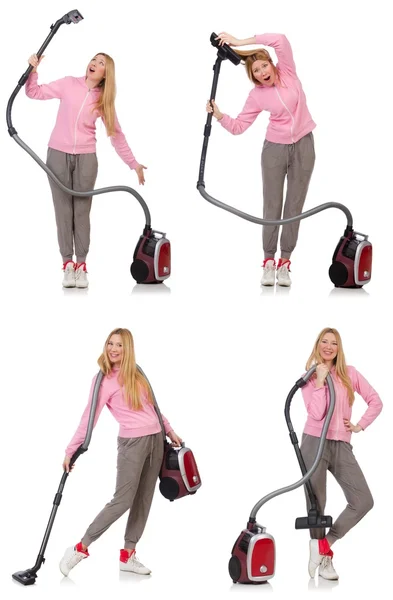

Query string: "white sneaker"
[319, 556, 339, 580]
[119, 550, 151, 575]
[277, 260, 292, 287]
[308, 539, 323, 578]
[59, 543, 89, 577]
[62, 261, 76, 288]
[261, 259, 276, 286]
[75, 263, 89, 288]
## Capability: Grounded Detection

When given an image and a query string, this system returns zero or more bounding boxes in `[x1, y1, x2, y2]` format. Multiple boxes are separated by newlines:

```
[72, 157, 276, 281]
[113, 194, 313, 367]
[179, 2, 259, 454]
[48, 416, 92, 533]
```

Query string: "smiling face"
[86, 54, 106, 85]
[252, 59, 276, 86]
[318, 332, 338, 364]
[107, 334, 123, 367]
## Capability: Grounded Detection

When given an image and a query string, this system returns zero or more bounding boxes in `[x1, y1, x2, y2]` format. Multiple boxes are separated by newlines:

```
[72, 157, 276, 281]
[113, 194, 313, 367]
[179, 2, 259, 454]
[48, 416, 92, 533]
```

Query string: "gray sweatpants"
[46, 148, 98, 264]
[81, 433, 163, 549]
[261, 132, 315, 259]
[300, 434, 374, 545]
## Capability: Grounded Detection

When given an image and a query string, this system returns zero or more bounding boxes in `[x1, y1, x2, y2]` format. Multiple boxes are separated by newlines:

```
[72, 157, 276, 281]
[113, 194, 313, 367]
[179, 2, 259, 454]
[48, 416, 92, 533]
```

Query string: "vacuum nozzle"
[295, 513, 333, 529]
[65, 10, 83, 24]
[12, 569, 37, 586]
[210, 32, 241, 65]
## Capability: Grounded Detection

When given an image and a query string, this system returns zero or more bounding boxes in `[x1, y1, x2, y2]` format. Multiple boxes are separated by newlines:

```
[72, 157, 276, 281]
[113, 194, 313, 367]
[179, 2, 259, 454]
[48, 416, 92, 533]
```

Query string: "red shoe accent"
[76, 262, 87, 272]
[75, 541, 89, 556]
[277, 259, 291, 270]
[262, 258, 276, 267]
[63, 260, 75, 270]
[318, 538, 333, 557]
[120, 549, 135, 563]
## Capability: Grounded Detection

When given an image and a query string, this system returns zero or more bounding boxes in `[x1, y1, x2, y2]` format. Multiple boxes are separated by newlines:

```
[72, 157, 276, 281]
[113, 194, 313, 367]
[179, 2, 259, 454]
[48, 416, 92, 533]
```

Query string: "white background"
[1, 0, 391, 598]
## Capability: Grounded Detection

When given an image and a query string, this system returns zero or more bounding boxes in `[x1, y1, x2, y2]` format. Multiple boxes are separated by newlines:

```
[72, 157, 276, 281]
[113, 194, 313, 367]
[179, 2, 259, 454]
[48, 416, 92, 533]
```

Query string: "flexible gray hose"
[249, 366, 335, 519]
[13, 134, 151, 226]
[136, 364, 166, 442]
[198, 185, 353, 228]
[81, 370, 105, 450]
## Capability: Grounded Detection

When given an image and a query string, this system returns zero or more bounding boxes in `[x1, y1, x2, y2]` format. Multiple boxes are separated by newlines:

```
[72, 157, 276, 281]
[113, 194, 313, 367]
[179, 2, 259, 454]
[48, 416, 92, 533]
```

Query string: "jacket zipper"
[73, 90, 90, 154]
[274, 87, 295, 143]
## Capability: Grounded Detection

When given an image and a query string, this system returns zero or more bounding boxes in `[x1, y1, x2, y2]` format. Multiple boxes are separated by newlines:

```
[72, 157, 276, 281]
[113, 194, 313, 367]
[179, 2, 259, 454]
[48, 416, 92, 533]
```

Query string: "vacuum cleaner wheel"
[329, 261, 348, 287]
[228, 556, 241, 583]
[130, 259, 149, 283]
[159, 477, 180, 501]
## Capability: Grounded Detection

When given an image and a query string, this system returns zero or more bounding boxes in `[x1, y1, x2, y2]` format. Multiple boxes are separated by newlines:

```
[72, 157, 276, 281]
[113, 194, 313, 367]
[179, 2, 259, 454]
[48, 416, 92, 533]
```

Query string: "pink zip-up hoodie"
[219, 33, 316, 144]
[302, 366, 383, 443]
[25, 73, 140, 169]
[65, 370, 172, 458]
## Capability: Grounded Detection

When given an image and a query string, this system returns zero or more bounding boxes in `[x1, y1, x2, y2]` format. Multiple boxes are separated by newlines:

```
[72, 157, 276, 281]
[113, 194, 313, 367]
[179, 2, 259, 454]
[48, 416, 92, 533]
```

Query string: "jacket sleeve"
[255, 33, 296, 75]
[104, 111, 140, 170]
[350, 368, 383, 431]
[219, 90, 262, 135]
[301, 378, 329, 421]
[65, 375, 109, 458]
[25, 72, 67, 100]
[160, 413, 173, 435]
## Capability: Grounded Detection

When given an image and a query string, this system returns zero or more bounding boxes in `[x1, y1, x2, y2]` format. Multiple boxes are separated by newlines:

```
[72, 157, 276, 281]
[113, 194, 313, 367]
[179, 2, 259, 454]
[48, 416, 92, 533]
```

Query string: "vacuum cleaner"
[6, 10, 171, 285]
[138, 365, 202, 502]
[159, 442, 202, 501]
[197, 33, 372, 288]
[228, 366, 335, 584]
[12, 364, 199, 585]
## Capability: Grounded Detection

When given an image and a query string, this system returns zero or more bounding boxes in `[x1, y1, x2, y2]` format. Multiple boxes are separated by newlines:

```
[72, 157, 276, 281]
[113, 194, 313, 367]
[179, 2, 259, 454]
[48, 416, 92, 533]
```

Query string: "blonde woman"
[25, 53, 147, 288]
[59, 328, 182, 578]
[206, 33, 316, 287]
[301, 328, 382, 580]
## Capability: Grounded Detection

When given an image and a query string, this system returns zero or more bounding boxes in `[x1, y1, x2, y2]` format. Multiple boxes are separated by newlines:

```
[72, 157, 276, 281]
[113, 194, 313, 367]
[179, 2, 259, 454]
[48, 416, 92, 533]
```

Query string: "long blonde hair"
[306, 328, 355, 406]
[97, 328, 153, 410]
[234, 48, 282, 87]
[92, 52, 116, 137]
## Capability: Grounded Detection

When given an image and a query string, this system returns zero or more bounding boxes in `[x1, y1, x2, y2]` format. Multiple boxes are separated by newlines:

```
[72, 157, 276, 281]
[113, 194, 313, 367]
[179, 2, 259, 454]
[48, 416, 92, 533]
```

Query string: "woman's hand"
[343, 419, 362, 433]
[167, 430, 183, 448]
[28, 54, 44, 73]
[206, 99, 223, 121]
[62, 455, 75, 473]
[135, 164, 147, 185]
[316, 363, 329, 387]
[215, 32, 242, 47]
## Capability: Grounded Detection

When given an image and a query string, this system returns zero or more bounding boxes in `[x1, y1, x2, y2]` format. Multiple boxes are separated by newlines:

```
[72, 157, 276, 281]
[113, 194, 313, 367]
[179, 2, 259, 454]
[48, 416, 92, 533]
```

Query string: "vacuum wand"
[197, 33, 354, 230]
[12, 370, 104, 585]
[248, 366, 335, 521]
[7, 10, 84, 133]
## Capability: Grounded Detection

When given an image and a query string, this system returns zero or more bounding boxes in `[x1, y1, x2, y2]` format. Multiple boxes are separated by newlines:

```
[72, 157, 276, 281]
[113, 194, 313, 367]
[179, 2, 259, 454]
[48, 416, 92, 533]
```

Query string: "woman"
[206, 32, 316, 287]
[301, 328, 382, 580]
[59, 328, 182, 577]
[26, 53, 147, 289]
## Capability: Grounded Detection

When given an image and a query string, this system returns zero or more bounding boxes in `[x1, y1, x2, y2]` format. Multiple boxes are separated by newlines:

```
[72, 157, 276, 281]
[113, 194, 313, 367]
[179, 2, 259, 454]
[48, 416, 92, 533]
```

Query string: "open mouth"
[89, 67, 95, 73]
[263, 75, 271, 82]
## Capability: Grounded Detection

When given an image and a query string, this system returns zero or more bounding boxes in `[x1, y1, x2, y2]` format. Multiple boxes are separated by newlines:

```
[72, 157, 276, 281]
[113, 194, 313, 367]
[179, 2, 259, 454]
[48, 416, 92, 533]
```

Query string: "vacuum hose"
[249, 365, 335, 520]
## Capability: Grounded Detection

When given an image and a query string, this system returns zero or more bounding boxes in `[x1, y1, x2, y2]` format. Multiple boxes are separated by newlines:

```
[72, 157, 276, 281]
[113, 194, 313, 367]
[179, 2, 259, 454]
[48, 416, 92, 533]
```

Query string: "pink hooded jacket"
[301, 366, 383, 443]
[25, 73, 140, 169]
[65, 370, 172, 458]
[219, 33, 316, 144]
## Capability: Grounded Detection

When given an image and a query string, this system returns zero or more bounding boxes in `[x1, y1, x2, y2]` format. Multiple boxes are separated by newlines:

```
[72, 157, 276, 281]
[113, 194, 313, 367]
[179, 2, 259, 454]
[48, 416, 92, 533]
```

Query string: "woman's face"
[86, 54, 106, 84]
[107, 334, 123, 366]
[252, 59, 276, 86]
[318, 333, 338, 363]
